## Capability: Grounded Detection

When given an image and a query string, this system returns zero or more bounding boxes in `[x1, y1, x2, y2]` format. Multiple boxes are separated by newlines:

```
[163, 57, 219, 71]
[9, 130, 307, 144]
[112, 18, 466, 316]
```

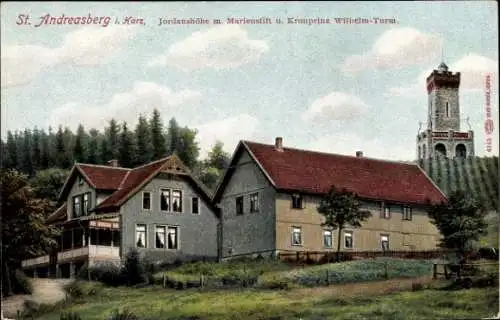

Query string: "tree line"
[1, 109, 230, 193]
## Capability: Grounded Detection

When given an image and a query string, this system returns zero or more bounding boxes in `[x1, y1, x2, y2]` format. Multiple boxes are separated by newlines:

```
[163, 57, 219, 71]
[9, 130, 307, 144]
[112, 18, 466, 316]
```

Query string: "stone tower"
[416, 62, 475, 159]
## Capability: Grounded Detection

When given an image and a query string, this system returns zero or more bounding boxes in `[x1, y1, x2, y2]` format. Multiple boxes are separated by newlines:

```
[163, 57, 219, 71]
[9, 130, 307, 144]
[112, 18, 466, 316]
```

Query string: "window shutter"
[379, 202, 384, 218]
[302, 196, 306, 209]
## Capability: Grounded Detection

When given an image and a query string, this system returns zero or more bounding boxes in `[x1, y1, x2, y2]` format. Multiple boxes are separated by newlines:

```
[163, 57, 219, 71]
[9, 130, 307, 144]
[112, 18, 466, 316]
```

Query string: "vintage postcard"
[1, 1, 498, 319]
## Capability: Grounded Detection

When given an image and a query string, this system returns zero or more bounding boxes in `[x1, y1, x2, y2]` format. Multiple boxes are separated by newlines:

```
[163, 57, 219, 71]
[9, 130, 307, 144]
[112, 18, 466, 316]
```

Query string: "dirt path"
[1, 278, 73, 319]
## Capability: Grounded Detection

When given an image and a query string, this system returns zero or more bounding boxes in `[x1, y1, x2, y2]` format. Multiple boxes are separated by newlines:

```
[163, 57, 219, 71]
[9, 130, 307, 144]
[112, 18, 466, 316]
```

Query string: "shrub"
[60, 312, 83, 320]
[64, 281, 85, 299]
[14, 270, 33, 295]
[121, 249, 147, 286]
[88, 263, 124, 286]
[108, 309, 140, 320]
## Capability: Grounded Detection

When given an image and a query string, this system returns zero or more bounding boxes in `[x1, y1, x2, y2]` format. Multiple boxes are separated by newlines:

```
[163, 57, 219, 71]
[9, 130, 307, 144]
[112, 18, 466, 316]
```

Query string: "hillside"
[418, 156, 499, 211]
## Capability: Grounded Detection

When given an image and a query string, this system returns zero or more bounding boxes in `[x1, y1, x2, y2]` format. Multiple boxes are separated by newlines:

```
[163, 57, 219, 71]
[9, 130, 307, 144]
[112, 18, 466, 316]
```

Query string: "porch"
[22, 218, 121, 278]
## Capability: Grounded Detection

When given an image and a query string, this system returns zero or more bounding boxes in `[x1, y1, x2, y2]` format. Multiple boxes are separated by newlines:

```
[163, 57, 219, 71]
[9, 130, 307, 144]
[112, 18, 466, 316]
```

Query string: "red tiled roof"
[77, 164, 130, 190]
[96, 159, 169, 210]
[57, 156, 218, 219]
[242, 141, 447, 205]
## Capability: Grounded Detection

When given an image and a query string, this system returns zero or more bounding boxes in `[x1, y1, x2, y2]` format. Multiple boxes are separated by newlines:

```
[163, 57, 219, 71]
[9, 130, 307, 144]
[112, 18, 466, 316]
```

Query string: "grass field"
[34, 258, 499, 319]
[154, 258, 433, 289]
[39, 281, 498, 320]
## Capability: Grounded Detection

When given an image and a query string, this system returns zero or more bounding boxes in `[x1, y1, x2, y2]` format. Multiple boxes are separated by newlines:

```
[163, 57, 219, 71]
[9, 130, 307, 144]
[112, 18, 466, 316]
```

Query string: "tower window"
[445, 102, 450, 117]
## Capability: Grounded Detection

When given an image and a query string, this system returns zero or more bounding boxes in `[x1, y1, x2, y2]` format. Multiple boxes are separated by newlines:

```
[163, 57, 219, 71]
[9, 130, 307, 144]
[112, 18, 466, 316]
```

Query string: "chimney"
[356, 151, 363, 158]
[275, 137, 283, 151]
[108, 159, 119, 167]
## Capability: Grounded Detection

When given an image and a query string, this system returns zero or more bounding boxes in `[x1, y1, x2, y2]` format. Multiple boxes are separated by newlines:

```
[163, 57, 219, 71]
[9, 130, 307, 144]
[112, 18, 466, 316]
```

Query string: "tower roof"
[437, 62, 449, 72]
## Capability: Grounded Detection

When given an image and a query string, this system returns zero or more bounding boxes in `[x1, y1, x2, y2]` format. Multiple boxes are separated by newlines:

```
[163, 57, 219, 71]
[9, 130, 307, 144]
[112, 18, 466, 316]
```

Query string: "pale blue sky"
[1, 1, 498, 159]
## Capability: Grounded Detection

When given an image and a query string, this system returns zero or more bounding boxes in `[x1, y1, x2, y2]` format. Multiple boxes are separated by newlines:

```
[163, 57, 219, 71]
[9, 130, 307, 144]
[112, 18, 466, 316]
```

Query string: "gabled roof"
[214, 140, 448, 206]
[58, 164, 130, 201]
[58, 156, 219, 217]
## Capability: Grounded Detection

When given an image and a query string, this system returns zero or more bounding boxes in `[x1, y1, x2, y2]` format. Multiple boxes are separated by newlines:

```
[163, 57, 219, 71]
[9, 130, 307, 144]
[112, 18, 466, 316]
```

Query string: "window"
[192, 197, 199, 214]
[78, 176, 84, 186]
[381, 234, 390, 251]
[402, 206, 412, 220]
[323, 230, 333, 248]
[160, 189, 170, 211]
[344, 231, 353, 249]
[167, 227, 178, 249]
[82, 193, 89, 215]
[292, 227, 302, 246]
[172, 190, 182, 213]
[73, 196, 81, 218]
[236, 196, 244, 215]
[292, 194, 303, 209]
[250, 193, 259, 213]
[143, 192, 151, 210]
[136, 224, 147, 248]
[445, 102, 450, 117]
[381, 203, 391, 219]
[155, 226, 166, 248]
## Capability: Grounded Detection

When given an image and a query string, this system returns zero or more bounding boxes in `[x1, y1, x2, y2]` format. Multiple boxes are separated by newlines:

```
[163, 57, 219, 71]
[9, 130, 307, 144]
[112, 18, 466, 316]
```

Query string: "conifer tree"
[150, 109, 167, 160]
[134, 115, 153, 165]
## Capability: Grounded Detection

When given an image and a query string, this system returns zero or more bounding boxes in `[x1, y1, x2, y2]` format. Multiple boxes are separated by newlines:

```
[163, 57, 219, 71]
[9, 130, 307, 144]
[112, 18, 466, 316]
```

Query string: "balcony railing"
[21, 255, 50, 267]
[432, 131, 471, 139]
[22, 245, 120, 267]
[58, 247, 90, 261]
[58, 245, 120, 261]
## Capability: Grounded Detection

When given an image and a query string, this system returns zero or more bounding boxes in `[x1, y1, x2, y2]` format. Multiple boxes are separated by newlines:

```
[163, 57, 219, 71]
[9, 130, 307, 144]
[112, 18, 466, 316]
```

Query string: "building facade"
[22, 156, 220, 278]
[214, 138, 447, 258]
[416, 62, 475, 159]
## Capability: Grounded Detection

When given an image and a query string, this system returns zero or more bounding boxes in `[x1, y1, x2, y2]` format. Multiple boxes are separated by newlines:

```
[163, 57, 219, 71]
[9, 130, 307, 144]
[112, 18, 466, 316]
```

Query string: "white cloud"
[341, 27, 441, 74]
[387, 54, 499, 97]
[303, 92, 369, 121]
[148, 25, 269, 70]
[195, 114, 260, 159]
[1, 26, 134, 88]
[310, 133, 415, 161]
[50, 82, 201, 130]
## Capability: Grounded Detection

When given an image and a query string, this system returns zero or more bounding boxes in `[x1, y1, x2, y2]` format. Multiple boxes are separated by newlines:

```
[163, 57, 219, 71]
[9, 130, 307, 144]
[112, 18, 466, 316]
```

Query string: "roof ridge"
[242, 140, 418, 167]
[76, 163, 131, 170]
[132, 156, 172, 170]
[117, 170, 132, 190]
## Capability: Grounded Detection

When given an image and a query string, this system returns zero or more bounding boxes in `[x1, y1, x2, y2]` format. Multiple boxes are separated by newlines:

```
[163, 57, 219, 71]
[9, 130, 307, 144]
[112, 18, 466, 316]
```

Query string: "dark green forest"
[0, 109, 230, 196]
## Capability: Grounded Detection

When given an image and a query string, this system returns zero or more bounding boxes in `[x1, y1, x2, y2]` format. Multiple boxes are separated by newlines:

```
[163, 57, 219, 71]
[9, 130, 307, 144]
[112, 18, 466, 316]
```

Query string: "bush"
[64, 281, 85, 299]
[14, 270, 33, 295]
[88, 263, 124, 287]
[121, 249, 147, 286]
[60, 312, 83, 320]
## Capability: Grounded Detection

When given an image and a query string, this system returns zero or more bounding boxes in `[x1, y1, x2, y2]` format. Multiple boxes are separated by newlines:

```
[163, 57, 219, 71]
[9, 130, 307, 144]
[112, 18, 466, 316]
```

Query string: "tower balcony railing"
[431, 131, 472, 139]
